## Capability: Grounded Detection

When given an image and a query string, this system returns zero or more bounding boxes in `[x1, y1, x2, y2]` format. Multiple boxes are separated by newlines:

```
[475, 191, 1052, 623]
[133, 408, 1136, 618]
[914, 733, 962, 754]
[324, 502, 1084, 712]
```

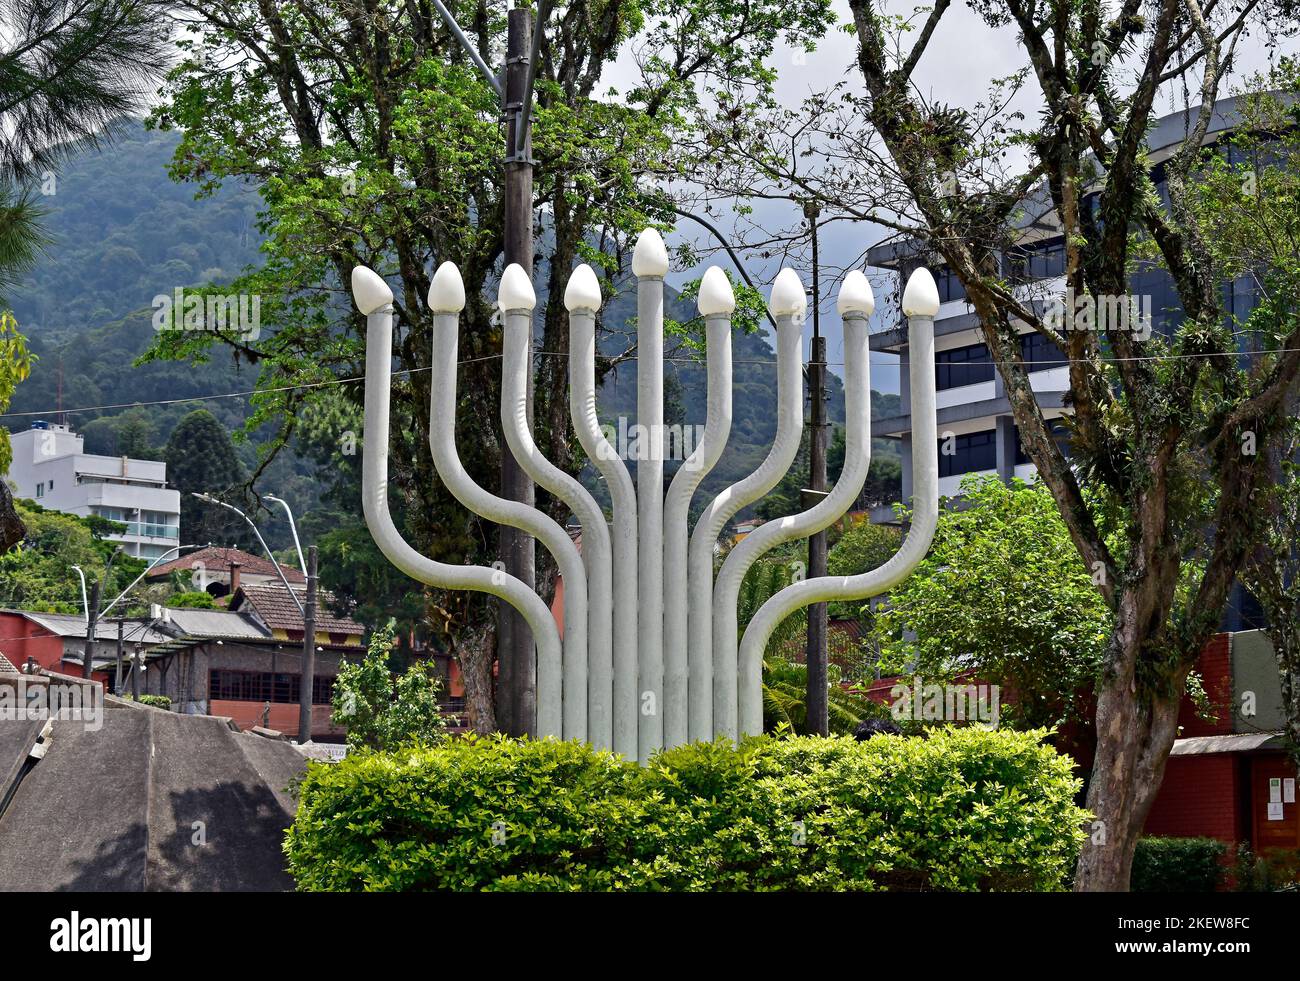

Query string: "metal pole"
[297, 545, 318, 744]
[265, 495, 306, 572]
[498, 6, 536, 737]
[804, 202, 829, 736]
[82, 579, 101, 680]
[131, 646, 140, 699]
[115, 619, 124, 695]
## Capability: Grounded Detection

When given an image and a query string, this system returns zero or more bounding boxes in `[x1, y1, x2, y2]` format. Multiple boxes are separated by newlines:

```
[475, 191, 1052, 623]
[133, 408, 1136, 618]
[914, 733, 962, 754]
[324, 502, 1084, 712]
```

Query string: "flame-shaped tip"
[632, 228, 669, 277]
[902, 266, 941, 318]
[697, 266, 736, 316]
[564, 264, 602, 312]
[837, 270, 876, 317]
[351, 266, 393, 315]
[427, 261, 466, 313]
[498, 263, 537, 311]
[768, 268, 807, 318]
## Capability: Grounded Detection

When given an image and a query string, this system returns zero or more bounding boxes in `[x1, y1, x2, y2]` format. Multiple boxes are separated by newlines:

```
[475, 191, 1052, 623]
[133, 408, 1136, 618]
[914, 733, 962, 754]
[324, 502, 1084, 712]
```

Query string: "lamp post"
[263, 494, 306, 573]
[190, 493, 303, 614]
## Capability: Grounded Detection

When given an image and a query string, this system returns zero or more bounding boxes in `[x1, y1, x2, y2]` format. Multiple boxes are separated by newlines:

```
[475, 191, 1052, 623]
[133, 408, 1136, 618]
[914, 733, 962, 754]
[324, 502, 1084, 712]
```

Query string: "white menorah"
[353, 228, 940, 762]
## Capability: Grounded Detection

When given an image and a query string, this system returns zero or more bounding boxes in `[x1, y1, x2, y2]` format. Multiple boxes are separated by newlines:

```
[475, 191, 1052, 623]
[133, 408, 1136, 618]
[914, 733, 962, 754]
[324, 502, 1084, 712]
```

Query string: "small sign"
[1286, 779, 1297, 804]
[1267, 802, 1284, 821]
[1270, 777, 1282, 803]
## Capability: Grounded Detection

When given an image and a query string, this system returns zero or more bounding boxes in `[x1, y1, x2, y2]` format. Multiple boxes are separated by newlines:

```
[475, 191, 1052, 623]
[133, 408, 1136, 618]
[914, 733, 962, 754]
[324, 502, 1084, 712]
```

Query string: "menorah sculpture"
[354, 228, 940, 763]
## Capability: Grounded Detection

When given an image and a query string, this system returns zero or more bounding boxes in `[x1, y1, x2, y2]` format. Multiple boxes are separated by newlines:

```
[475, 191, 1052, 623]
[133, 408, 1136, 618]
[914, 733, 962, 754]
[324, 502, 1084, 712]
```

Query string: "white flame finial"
[499, 263, 537, 311]
[351, 266, 393, 315]
[633, 228, 669, 277]
[428, 261, 466, 313]
[564, 264, 603, 312]
[902, 267, 940, 318]
[837, 270, 876, 317]
[768, 268, 807, 318]
[697, 266, 735, 316]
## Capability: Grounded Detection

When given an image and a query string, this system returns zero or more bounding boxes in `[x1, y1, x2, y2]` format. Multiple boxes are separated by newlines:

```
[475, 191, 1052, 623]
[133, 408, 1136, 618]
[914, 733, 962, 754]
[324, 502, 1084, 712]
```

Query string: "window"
[1020, 332, 1064, 372]
[935, 343, 995, 390]
[934, 265, 966, 303]
[209, 669, 335, 705]
[34, 482, 43, 498]
[938, 430, 997, 478]
[1014, 419, 1072, 466]
[1006, 239, 1065, 282]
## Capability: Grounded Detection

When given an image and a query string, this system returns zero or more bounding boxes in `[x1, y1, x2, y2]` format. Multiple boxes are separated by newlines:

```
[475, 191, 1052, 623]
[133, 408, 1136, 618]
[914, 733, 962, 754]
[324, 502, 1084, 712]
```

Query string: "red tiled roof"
[230, 583, 364, 637]
[146, 546, 307, 583]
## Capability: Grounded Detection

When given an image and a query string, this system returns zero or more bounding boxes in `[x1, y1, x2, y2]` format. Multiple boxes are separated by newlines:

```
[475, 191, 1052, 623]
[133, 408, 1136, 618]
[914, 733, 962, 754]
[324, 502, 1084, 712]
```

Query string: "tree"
[0, 499, 145, 611]
[875, 476, 1110, 732]
[163, 408, 251, 546]
[332, 620, 448, 751]
[143, 0, 837, 731]
[719, 0, 1300, 889]
[0, 310, 32, 550]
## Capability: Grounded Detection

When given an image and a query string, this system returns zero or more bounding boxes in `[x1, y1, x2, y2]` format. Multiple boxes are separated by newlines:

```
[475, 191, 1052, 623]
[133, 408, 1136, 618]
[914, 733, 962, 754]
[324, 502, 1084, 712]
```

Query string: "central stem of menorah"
[355, 229, 940, 762]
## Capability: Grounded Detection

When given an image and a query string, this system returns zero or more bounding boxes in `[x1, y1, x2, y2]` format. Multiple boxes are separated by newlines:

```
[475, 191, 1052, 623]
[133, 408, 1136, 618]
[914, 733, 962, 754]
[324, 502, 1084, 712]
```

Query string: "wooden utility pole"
[115, 619, 124, 695]
[497, 6, 536, 737]
[803, 202, 829, 736]
[82, 579, 101, 680]
[297, 545, 318, 744]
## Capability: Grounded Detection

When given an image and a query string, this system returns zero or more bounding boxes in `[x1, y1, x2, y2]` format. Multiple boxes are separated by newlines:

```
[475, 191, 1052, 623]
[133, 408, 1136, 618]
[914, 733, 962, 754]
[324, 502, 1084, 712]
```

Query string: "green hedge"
[1131, 837, 1226, 892]
[285, 727, 1088, 892]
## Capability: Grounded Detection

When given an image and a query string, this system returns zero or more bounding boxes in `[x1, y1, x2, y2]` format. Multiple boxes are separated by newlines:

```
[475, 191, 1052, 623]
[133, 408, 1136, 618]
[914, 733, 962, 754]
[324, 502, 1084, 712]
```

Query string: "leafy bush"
[285, 727, 1088, 892]
[1131, 837, 1226, 892]
[121, 694, 172, 709]
[1231, 842, 1300, 892]
[332, 620, 448, 751]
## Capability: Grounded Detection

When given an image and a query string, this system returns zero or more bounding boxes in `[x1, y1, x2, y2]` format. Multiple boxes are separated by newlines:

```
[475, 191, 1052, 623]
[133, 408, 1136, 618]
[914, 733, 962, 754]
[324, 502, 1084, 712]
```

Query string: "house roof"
[229, 583, 364, 637]
[0, 609, 170, 645]
[1169, 731, 1286, 756]
[157, 607, 271, 641]
[145, 546, 307, 584]
[0, 696, 306, 891]
[0, 652, 17, 675]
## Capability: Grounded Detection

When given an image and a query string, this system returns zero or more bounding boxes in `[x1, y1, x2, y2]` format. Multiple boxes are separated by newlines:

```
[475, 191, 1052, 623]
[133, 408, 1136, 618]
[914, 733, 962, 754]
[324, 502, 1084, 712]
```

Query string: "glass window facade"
[935, 342, 995, 390]
[938, 429, 997, 478]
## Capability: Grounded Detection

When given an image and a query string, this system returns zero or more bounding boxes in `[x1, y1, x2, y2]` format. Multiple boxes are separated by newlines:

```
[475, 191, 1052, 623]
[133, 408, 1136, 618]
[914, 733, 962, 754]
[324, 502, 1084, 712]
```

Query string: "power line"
[2, 343, 1292, 421]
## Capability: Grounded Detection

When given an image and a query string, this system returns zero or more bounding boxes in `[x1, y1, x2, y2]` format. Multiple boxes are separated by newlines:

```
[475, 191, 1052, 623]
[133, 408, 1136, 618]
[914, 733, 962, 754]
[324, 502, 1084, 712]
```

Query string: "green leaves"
[284, 727, 1089, 891]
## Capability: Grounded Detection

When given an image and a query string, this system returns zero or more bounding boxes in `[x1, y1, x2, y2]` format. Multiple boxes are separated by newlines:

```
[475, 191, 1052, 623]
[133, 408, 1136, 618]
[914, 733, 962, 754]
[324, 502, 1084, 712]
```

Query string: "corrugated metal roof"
[159, 607, 270, 641]
[1169, 731, 1285, 756]
[2, 610, 170, 644]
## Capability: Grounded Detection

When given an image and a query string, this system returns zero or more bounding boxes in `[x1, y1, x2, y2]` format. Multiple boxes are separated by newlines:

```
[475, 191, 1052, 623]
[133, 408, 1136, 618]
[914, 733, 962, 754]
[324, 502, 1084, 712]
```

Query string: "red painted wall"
[1144, 753, 1244, 842]
[0, 612, 64, 673]
[210, 700, 344, 739]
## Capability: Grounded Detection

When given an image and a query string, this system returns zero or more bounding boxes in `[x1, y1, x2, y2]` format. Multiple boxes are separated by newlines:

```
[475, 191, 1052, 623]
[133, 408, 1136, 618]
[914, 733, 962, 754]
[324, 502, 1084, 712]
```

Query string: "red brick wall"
[1178, 632, 1234, 738]
[1144, 753, 1243, 842]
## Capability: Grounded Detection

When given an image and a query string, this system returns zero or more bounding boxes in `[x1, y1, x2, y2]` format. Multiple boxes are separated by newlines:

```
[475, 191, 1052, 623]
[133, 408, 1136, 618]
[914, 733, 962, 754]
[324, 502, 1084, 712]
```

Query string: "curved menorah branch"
[354, 267, 563, 723]
[426, 261, 582, 740]
[566, 264, 638, 760]
[499, 264, 608, 744]
[737, 272, 939, 736]
[686, 269, 806, 743]
[712, 279, 875, 740]
[663, 297, 734, 749]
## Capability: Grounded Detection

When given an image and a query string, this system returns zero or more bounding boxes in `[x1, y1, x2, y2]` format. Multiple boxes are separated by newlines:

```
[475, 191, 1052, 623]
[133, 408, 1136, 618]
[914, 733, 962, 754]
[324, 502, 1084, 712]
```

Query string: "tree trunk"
[0, 480, 24, 553]
[457, 624, 497, 735]
[1075, 657, 1184, 891]
[1271, 620, 1300, 782]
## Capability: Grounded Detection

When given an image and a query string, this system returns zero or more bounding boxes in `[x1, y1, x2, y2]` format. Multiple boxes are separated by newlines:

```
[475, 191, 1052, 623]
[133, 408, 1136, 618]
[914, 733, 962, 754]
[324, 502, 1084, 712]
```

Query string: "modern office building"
[5, 420, 182, 560]
[867, 95, 1271, 510]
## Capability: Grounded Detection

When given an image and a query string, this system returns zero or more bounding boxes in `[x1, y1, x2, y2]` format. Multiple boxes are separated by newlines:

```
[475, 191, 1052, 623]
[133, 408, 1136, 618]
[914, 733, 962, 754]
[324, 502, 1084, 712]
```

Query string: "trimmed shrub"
[1131, 837, 1226, 892]
[285, 727, 1088, 892]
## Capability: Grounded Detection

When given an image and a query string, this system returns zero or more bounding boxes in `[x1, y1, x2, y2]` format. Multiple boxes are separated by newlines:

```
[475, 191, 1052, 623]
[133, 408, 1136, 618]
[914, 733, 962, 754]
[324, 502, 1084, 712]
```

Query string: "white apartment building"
[6, 421, 182, 560]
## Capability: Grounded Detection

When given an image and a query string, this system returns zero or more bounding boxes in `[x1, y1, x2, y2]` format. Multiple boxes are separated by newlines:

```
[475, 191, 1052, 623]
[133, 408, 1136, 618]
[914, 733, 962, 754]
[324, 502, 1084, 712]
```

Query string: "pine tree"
[164, 409, 250, 547]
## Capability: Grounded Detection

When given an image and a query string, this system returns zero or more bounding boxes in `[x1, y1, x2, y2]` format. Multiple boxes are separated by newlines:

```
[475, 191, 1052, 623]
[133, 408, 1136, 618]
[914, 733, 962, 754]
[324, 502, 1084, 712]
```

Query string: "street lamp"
[263, 494, 306, 573]
[100, 542, 205, 618]
[190, 493, 304, 615]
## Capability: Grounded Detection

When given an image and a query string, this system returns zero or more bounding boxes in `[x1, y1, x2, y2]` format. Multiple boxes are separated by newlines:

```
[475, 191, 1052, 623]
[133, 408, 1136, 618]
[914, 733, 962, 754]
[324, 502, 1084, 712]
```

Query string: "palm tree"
[0, 0, 168, 551]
